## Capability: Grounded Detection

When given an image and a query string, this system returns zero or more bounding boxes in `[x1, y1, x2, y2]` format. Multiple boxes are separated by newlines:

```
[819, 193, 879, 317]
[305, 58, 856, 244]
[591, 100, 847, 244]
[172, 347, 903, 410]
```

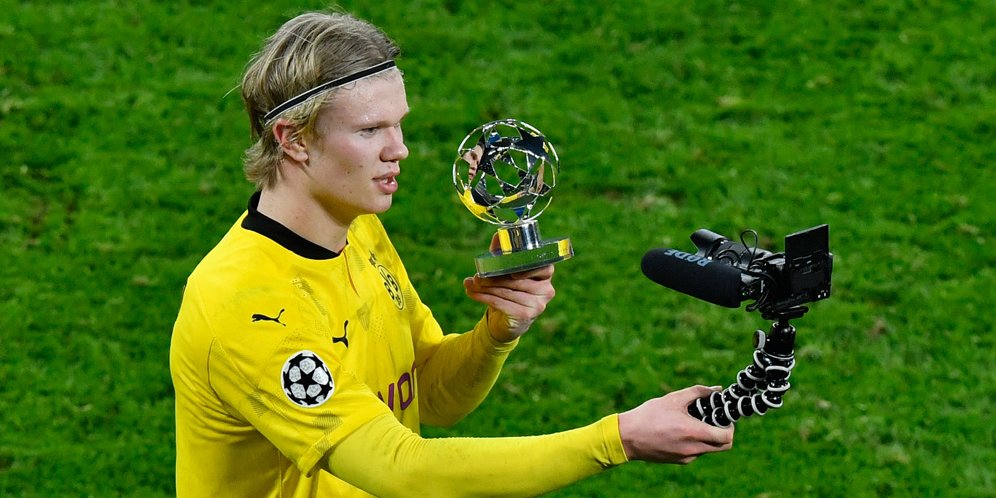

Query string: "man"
[170, 10, 733, 497]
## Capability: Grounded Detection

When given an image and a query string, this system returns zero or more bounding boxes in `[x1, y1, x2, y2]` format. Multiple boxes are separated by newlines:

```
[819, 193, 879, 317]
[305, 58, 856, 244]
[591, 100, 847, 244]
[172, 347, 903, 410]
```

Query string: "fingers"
[508, 264, 554, 281]
[696, 426, 735, 450]
[463, 282, 541, 314]
[672, 385, 735, 447]
[463, 276, 553, 318]
[463, 266, 555, 302]
[471, 265, 555, 284]
[674, 384, 723, 402]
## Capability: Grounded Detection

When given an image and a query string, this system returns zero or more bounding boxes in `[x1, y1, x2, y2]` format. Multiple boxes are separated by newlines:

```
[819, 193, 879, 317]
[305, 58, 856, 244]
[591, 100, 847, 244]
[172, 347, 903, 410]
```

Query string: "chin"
[371, 198, 394, 214]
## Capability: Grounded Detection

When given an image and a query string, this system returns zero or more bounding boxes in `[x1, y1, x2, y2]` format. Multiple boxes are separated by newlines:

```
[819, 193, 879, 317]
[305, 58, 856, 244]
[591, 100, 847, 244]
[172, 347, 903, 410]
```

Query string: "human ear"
[272, 119, 309, 163]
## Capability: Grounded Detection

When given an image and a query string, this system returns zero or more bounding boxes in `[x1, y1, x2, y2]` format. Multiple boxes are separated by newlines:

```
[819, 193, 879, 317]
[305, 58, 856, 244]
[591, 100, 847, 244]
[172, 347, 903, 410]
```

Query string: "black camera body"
[690, 224, 833, 319]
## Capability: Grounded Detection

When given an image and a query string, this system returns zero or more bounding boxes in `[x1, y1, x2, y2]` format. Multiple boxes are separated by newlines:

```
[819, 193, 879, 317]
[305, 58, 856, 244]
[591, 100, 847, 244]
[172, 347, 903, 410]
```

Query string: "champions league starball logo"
[453, 119, 573, 277]
[281, 351, 335, 408]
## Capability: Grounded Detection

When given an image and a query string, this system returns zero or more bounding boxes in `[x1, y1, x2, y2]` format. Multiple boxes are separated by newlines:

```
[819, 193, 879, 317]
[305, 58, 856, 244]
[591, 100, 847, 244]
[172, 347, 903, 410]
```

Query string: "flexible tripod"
[687, 307, 806, 427]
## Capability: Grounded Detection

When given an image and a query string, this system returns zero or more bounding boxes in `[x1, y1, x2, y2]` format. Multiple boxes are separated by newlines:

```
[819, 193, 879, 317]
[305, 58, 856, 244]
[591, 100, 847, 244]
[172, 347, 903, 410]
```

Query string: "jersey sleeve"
[327, 411, 629, 497]
[198, 280, 394, 476]
[415, 311, 519, 427]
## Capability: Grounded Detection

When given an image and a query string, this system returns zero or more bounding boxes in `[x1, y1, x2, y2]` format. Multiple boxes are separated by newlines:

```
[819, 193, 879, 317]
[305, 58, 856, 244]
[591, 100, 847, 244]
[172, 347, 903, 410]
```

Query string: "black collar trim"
[241, 191, 340, 260]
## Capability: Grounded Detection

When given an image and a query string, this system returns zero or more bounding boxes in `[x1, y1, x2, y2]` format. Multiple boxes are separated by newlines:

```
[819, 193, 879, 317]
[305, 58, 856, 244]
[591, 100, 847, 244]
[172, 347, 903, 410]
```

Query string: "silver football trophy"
[453, 119, 573, 277]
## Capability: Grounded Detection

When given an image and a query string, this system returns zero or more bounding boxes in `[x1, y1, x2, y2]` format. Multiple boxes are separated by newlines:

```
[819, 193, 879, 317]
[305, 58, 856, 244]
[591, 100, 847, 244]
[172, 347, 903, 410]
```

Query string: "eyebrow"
[358, 108, 410, 129]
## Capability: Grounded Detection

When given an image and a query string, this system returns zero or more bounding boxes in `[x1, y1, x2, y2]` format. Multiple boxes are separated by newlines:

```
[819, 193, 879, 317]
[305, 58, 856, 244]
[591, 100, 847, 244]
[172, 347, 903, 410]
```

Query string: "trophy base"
[475, 237, 574, 277]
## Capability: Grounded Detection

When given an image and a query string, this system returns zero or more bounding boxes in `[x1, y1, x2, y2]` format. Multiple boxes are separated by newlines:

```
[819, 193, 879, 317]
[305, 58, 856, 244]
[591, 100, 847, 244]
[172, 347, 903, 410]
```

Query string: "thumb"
[672, 385, 723, 404]
[489, 233, 502, 253]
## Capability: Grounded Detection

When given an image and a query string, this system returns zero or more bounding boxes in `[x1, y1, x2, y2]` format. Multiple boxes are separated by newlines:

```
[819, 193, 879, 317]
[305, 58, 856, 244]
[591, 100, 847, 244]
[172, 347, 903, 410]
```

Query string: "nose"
[382, 126, 408, 163]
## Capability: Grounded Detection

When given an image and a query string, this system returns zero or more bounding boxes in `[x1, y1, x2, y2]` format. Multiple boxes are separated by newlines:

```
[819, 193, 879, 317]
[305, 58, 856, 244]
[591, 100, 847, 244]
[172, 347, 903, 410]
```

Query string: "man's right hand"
[617, 385, 735, 464]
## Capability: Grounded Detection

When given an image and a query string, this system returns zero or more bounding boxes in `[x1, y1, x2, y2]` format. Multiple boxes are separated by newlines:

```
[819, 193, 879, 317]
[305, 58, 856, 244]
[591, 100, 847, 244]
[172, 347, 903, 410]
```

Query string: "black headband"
[262, 60, 397, 123]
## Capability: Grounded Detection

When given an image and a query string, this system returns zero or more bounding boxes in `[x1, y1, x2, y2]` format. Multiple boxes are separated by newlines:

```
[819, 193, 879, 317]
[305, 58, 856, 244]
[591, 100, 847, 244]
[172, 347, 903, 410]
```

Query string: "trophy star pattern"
[453, 119, 559, 226]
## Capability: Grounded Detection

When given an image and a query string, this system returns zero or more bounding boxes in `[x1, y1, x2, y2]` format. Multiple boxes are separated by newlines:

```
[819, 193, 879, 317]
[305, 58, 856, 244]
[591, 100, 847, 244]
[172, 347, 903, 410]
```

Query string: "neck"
[256, 184, 352, 254]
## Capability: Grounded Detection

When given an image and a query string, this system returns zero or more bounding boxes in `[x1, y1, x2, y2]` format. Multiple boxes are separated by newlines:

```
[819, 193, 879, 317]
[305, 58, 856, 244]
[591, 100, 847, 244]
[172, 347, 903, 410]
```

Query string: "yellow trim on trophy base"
[475, 237, 574, 277]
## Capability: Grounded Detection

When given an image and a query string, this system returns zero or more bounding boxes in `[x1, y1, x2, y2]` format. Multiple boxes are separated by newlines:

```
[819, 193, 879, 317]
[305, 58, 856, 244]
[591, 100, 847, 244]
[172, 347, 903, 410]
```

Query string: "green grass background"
[1, 0, 993, 496]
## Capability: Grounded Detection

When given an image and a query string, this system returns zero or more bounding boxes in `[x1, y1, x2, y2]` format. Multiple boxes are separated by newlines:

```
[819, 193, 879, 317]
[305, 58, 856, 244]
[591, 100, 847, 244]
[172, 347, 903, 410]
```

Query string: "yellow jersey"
[172, 193, 464, 496]
[171, 193, 627, 497]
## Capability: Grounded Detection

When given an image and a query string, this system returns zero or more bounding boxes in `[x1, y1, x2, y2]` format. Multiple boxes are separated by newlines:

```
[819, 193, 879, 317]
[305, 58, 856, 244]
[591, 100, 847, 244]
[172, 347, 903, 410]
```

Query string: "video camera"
[641, 224, 833, 320]
[692, 224, 833, 319]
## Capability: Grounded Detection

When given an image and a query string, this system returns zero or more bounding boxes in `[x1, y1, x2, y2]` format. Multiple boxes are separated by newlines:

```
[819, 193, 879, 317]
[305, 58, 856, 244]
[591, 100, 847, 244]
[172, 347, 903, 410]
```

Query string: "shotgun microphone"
[640, 248, 743, 308]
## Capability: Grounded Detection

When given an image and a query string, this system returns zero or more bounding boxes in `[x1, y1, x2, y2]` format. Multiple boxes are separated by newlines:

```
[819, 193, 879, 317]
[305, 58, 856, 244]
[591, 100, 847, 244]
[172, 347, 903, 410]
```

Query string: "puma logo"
[251, 309, 286, 326]
[333, 320, 349, 348]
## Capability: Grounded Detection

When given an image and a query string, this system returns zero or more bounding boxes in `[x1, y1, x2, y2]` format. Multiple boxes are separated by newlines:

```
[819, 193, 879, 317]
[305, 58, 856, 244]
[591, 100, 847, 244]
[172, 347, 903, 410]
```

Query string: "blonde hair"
[240, 12, 400, 189]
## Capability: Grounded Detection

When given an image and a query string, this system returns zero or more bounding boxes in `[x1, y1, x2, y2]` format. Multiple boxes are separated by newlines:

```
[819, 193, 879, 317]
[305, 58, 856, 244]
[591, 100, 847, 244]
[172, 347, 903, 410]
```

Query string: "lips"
[374, 172, 399, 194]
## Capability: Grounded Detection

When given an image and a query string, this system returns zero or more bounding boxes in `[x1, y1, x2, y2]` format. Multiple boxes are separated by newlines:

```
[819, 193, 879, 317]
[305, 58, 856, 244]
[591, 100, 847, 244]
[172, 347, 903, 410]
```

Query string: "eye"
[359, 126, 379, 136]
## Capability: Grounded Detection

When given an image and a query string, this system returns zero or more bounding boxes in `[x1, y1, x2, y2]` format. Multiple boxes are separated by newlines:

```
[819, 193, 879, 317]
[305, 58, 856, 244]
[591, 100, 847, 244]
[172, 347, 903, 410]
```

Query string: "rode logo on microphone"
[663, 248, 711, 267]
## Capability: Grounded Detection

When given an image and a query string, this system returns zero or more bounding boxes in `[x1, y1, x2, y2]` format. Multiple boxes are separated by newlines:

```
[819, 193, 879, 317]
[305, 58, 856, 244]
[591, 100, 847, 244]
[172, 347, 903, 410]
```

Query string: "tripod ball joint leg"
[685, 320, 798, 427]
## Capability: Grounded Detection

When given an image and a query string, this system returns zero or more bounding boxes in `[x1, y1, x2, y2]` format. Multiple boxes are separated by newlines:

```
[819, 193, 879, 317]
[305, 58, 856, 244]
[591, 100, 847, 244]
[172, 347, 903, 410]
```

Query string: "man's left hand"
[463, 264, 556, 343]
